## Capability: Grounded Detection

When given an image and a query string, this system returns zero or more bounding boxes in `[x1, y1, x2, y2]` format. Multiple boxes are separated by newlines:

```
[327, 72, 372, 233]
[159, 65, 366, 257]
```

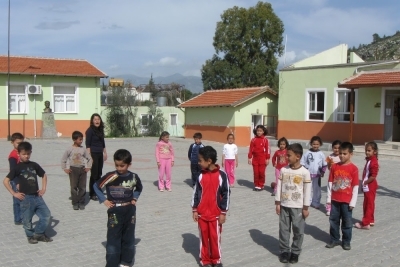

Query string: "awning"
[338, 69, 400, 89]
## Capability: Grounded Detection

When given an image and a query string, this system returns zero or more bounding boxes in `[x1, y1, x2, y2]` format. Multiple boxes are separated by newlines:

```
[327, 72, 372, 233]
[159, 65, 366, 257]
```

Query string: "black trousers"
[106, 205, 136, 267]
[190, 163, 202, 186]
[89, 152, 103, 197]
[69, 166, 87, 205]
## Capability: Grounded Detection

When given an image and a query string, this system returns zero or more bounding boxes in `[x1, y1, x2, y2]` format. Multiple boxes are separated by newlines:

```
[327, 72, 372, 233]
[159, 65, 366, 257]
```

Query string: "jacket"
[188, 143, 204, 164]
[248, 136, 270, 159]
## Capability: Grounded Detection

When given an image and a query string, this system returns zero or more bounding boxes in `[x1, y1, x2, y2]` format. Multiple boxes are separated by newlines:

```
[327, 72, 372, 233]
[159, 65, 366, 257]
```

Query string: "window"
[9, 85, 27, 114]
[335, 89, 357, 122]
[141, 114, 153, 126]
[53, 85, 77, 113]
[170, 114, 177, 126]
[306, 89, 325, 121]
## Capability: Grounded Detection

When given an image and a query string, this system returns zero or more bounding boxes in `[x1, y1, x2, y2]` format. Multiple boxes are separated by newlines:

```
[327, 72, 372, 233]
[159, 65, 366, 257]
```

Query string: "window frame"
[170, 113, 178, 126]
[305, 88, 327, 122]
[51, 83, 79, 114]
[333, 88, 358, 123]
[6, 82, 29, 115]
[140, 113, 153, 126]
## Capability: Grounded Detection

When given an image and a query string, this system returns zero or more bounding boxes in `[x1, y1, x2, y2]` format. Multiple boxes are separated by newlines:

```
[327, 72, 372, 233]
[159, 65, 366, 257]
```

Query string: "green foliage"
[201, 1, 284, 91]
[145, 74, 157, 100]
[144, 104, 167, 136]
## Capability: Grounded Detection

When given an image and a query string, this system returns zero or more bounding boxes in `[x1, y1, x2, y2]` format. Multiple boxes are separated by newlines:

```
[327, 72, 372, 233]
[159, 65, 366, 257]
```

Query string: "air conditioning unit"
[27, 84, 42, 95]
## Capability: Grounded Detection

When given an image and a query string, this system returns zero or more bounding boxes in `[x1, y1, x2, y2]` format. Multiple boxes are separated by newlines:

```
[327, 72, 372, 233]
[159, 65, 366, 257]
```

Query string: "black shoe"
[325, 242, 341, 248]
[342, 243, 351, 250]
[289, 253, 299, 264]
[202, 264, 212, 267]
[27, 236, 38, 244]
[79, 205, 85, 210]
[214, 264, 223, 267]
[91, 195, 98, 201]
[279, 252, 290, 263]
[33, 234, 53, 242]
[73, 204, 79, 210]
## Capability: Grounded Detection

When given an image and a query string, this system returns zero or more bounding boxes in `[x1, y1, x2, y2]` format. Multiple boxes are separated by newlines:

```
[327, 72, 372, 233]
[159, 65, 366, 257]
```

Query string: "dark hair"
[331, 140, 342, 147]
[90, 113, 105, 138]
[113, 149, 132, 164]
[227, 133, 234, 140]
[310, 136, 323, 145]
[17, 141, 32, 152]
[159, 131, 170, 141]
[72, 131, 83, 140]
[11, 132, 24, 142]
[193, 132, 202, 139]
[365, 141, 378, 158]
[253, 125, 268, 136]
[287, 143, 303, 157]
[277, 137, 289, 148]
[199, 146, 217, 164]
[340, 142, 354, 153]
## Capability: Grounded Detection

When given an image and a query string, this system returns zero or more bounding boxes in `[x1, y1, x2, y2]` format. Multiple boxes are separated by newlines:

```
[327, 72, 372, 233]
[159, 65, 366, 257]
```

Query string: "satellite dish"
[176, 98, 182, 104]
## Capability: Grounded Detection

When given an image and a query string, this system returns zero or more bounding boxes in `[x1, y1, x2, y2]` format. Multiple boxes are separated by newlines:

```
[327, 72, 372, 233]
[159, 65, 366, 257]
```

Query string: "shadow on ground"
[101, 238, 141, 248]
[182, 233, 200, 266]
[32, 216, 59, 238]
[249, 229, 279, 256]
[377, 185, 400, 199]
[304, 224, 330, 244]
[184, 179, 194, 188]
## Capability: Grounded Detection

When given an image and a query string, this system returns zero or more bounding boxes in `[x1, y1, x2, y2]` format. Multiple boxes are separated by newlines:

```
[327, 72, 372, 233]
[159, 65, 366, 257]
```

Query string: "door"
[251, 115, 263, 138]
[384, 95, 394, 141]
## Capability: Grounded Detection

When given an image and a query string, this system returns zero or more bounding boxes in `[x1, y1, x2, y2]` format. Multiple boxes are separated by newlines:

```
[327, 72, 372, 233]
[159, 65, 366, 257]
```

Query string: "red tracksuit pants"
[252, 155, 266, 189]
[362, 181, 377, 226]
[198, 218, 222, 266]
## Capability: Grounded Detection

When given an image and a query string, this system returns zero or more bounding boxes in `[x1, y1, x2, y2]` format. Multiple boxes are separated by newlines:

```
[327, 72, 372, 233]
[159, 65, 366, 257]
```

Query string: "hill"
[349, 31, 400, 61]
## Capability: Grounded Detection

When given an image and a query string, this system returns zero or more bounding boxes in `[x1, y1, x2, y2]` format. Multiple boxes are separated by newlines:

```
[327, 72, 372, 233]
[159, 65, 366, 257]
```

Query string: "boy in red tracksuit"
[191, 146, 230, 267]
[248, 125, 270, 191]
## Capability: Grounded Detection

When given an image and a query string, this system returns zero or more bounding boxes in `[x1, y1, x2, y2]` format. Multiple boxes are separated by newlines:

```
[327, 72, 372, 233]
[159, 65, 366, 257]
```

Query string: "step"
[354, 145, 400, 159]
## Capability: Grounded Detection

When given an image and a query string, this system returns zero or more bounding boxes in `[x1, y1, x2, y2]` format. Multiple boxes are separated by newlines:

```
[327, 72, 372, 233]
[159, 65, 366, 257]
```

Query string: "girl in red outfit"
[355, 142, 379, 230]
[248, 125, 270, 191]
[271, 137, 289, 196]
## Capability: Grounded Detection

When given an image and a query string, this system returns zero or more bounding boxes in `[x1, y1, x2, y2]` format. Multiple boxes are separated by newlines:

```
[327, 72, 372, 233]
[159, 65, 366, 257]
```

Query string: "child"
[325, 140, 342, 216]
[222, 133, 238, 187]
[3, 142, 52, 244]
[191, 146, 230, 267]
[355, 141, 379, 230]
[8, 132, 24, 225]
[275, 143, 311, 264]
[300, 136, 327, 208]
[93, 149, 143, 267]
[325, 142, 359, 250]
[61, 131, 93, 210]
[248, 125, 270, 191]
[271, 137, 289, 196]
[188, 132, 204, 187]
[155, 131, 175, 192]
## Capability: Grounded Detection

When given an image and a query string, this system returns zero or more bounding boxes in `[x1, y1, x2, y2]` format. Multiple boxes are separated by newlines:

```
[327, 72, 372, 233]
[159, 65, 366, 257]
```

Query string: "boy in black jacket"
[188, 132, 204, 187]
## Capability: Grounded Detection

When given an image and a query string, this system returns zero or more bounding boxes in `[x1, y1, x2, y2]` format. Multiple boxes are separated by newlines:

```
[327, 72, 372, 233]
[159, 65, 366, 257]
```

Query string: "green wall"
[234, 94, 278, 125]
[185, 107, 235, 127]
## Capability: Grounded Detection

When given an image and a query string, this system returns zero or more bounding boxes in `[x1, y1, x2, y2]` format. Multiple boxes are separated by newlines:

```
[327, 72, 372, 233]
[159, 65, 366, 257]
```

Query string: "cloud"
[145, 57, 182, 67]
[35, 21, 80, 30]
[109, 64, 119, 70]
[41, 5, 72, 13]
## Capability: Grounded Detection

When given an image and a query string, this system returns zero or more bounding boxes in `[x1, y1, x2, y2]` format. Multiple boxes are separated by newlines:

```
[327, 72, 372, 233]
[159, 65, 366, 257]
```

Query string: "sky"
[0, 0, 399, 78]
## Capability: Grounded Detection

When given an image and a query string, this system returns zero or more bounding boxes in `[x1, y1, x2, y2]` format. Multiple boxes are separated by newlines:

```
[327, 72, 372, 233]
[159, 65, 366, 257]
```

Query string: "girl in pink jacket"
[155, 131, 175, 192]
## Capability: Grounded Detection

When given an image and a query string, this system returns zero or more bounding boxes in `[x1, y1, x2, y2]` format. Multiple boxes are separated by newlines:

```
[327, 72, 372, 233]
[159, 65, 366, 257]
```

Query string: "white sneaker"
[159, 189, 164, 192]
[326, 211, 330, 216]
[119, 265, 129, 267]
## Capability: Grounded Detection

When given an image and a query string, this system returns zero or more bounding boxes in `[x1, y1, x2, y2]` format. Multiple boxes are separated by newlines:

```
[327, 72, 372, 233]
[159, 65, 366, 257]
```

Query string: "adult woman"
[86, 113, 107, 201]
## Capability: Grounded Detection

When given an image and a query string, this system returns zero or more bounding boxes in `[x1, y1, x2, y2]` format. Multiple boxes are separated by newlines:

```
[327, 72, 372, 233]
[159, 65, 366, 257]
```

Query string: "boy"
[93, 149, 143, 267]
[3, 142, 52, 244]
[275, 143, 311, 264]
[191, 146, 230, 267]
[188, 132, 204, 187]
[325, 142, 359, 250]
[8, 132, 24, 225]
[61, 131, 93, 210]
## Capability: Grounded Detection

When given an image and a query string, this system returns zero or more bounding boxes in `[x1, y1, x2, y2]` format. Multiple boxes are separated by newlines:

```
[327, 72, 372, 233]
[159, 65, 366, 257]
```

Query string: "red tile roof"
[0, 55, 107, 77]
[338, 69, 400, 88]
[178, 87, 277, 108]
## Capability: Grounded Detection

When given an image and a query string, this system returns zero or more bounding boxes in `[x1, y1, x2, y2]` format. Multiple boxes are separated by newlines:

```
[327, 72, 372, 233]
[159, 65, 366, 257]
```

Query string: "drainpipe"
[355, 60, 400, 73]
[33, 74, 37, 138]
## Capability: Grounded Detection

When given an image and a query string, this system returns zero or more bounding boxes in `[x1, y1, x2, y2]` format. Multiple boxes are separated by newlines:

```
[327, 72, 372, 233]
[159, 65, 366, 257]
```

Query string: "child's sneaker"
[33, 234, 53, 242]
[271, 192, 275, 196]
[27, 236, 38, 244]
[79, 205, 85, 210]
[370, 223, 375, 226]
[214, 263, 223, 267]
[279, 252, 290, 263]
[326, 211, 330, 216]
[73, 204, 79, 210]
[166, 188, 172, 192]
[159, 189, 164, 192]
[354, 222, 370, 230]
[289, 253, 299, 264]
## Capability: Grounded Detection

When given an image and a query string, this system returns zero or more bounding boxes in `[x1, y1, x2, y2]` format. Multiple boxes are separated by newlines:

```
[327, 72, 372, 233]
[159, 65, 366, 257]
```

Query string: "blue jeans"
[10, 180, 22, 223]
[20, 195, 51, 237]
[329, 200, 353, 245]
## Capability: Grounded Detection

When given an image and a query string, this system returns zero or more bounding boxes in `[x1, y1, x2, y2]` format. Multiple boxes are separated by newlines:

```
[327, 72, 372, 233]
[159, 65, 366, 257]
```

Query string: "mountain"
[105, 73, 204, 93]
[349, 31, 400, 61]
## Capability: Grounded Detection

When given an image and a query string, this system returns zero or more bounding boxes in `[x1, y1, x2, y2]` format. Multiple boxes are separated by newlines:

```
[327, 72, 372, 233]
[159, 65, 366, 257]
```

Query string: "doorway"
[251, 114, 263, 139]
[384, 92, 400, 141]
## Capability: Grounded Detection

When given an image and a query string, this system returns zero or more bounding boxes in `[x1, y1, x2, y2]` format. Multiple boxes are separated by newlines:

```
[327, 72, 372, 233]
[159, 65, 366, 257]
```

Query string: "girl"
[248, 125, 270, 191]
[271, 137, 289, 196]
[325, 140, 342, 216]
[85, 113, 107, 201]
[155, 131, 174, 192]
[355, 142, 379, 230]
[222, 133, 238, 187]
[300, 136, 327, 208]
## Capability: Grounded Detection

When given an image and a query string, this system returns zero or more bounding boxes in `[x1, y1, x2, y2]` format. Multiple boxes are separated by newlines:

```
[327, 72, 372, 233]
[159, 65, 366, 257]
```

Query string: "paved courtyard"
[0, 136, 399, 267]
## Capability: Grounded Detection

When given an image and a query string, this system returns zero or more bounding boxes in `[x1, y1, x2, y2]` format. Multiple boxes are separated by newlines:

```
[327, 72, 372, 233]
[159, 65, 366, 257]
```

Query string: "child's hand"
[221, 162, 224, 167]
[192, 211, 199, 222]
[84, 168, 90, 173]
[275, 205, 280, 215]
[320, 173, 324, 178]
[265, 159, 269, 165]
[131, 199, 137, 206]
[236, 162, 238, 168]
[64, 169, 72, 174]
[302, 209, 309, 219]
[157, 162, 161, 167]
[349, 206, 354, 211]
[171, 161, 174, 167]
[37, 189, 46, 197]
[248, 159, 252, 165]
[219, 214, 226, 224]
[13, 192, 25, 200]
[103, 152, 108, 162]
[103, 200, 114, 208]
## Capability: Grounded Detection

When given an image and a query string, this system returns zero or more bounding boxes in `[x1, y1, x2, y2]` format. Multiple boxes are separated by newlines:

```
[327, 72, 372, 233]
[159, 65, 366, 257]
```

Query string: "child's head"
[113, 149, 132, 174]
[331, 140, 342, 155]
[72, 131, 84, 146]
[365, 141, 378, 158]
[286, 143, 303, 166]
[198, 146, 217, 170]
[277, 137, 289, 150]
[159, 131, 170, 142]
[310, 136, 323, 151]
[10, 132, 24, 150]
[193, 132, 202, 144]
[227, 133, 235, 144]
[253, 125, 268, 137]
[17, 141, 32, 162]
[90, 113, 104, 129]
[339, 142, 354, 164]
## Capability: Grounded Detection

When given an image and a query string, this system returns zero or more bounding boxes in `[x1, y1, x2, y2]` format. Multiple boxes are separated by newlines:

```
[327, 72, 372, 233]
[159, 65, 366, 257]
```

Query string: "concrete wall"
[290, 44, 348, 68]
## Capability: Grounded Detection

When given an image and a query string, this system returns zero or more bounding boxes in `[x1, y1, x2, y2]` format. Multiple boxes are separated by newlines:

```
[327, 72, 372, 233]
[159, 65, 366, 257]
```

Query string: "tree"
[372, 33, 381, 43]
[201, 1, 284, 91]
[145, 104, 167, 136]
[145, 74, 157, 100]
